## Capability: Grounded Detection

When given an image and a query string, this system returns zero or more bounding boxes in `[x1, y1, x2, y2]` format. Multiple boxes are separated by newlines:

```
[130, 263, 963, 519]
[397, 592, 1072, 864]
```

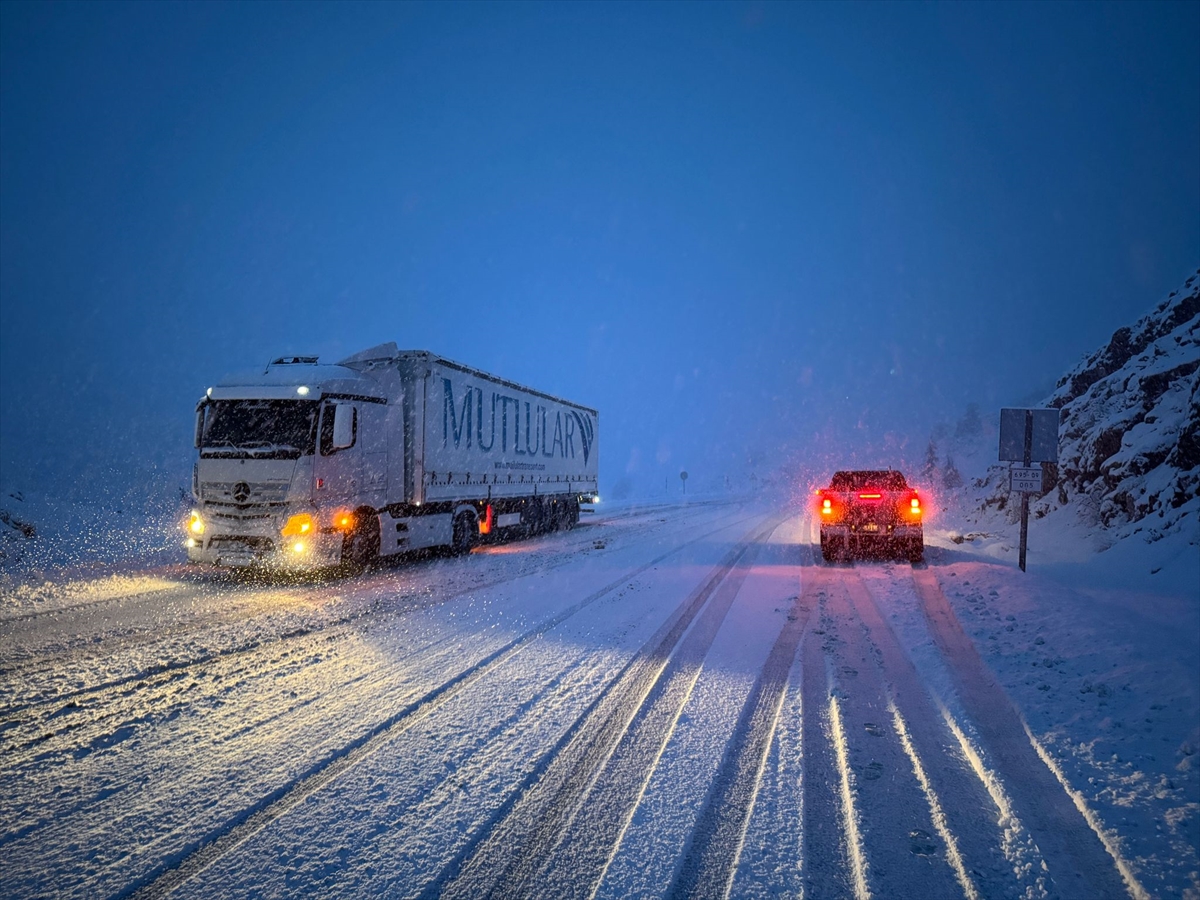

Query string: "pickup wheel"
[820, 534, 843, 563]
[343, 512, 380, 568]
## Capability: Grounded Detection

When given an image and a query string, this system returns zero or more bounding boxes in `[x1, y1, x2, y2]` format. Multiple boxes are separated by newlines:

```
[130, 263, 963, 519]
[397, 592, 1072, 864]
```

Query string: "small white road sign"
[1010, 466, 1044, 493]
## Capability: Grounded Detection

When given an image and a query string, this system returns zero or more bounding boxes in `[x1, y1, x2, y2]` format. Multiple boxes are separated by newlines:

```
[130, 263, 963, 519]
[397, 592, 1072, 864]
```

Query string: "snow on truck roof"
[206, 360, 386, 402]
[829, 470, 909, 490]
[203, 344, 597, 414]
[339, 343, 599, 416]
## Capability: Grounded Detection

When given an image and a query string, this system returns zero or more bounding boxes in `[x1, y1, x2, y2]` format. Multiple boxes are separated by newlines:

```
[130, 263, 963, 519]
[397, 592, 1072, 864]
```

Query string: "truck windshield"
[200, 400, 318, 459]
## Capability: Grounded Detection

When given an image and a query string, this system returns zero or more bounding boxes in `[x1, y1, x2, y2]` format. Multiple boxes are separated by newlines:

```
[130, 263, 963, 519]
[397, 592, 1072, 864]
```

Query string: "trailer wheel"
[452, 513, 477, 555]
[526, 498, 545, 534]
[550, 499, 574, 532]
[344, 512, 380, 568]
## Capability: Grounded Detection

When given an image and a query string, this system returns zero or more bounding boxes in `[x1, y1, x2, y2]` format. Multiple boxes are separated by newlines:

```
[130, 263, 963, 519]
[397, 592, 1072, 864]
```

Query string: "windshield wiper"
[241, 441, 300, 456]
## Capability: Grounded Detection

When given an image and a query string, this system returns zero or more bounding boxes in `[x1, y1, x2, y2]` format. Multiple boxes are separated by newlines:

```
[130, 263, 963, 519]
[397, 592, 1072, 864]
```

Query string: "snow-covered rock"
[970, 268, 1199, 564]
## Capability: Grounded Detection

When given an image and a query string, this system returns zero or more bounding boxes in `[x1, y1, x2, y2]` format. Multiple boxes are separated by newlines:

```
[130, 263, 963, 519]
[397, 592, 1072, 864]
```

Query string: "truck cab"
[187, 356, 389, 569]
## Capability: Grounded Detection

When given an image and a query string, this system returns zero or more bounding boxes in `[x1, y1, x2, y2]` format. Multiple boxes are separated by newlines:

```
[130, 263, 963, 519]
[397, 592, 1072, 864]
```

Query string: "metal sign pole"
[1019, 410, 1032, 572]
[1000, 406, 1057, 573]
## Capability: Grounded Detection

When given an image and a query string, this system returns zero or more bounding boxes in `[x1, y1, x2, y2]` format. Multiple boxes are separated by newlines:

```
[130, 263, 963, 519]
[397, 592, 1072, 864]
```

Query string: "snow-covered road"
[1, 499, 1195, 899]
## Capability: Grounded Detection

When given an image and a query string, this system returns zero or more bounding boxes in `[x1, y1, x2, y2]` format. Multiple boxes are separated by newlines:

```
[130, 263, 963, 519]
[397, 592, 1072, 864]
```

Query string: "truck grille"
[209, 536, 275, 554]
[201, 481, 289, 505]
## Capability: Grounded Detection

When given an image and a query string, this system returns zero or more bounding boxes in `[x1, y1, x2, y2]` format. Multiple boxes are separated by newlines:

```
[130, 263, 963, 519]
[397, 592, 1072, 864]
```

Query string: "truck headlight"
[189, 511, 205, 535]
[281, 512, 315, 537]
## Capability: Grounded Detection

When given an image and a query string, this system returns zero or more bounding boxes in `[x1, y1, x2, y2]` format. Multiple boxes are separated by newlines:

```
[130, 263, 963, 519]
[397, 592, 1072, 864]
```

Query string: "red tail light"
[858, 492, 882, 499]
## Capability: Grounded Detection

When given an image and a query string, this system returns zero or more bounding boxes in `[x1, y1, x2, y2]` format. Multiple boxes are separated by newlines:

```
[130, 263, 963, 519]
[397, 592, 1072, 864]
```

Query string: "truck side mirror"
[332, 404, 356, 450]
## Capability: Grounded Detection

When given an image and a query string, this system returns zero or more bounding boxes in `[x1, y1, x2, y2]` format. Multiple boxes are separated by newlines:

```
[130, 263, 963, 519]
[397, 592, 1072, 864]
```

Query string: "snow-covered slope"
[947, 269, 1199, 591]
[1046, 270, 1198, 529]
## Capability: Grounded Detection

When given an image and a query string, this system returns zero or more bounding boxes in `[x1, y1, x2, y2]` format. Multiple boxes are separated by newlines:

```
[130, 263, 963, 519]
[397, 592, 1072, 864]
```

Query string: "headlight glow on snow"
[281, 513, 315, 537]
[189, 511, 205, 535]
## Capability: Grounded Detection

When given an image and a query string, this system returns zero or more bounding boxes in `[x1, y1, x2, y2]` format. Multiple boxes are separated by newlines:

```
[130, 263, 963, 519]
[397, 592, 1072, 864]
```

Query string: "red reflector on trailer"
[859, 493, 882, 499]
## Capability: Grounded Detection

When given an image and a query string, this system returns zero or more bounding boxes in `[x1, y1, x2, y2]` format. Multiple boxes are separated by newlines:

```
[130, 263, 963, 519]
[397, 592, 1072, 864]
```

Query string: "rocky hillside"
[978, 269, 1199, 547]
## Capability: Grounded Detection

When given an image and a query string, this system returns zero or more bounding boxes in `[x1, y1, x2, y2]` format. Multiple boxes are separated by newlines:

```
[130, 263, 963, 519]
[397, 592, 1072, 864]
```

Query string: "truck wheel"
[907, 540, 924, 564]
[452, 513, 477, 555]
[344, 513, 380, 568]
[552, 499, 576, 531]
[820, 535, 841, 563]
[527, 499, 545, 534]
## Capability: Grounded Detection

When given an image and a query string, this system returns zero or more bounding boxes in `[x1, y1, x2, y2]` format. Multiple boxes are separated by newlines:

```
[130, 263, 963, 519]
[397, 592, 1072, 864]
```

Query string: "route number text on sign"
[1010, 467, 1044, 493]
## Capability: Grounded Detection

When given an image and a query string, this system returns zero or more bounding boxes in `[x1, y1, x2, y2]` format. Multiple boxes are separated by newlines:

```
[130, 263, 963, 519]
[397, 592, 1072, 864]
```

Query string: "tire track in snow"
[799, 583, 859, 900]
[843, 567, 1031, 899]
[1, 503, 731, 722]
[911, 566, 1142, 899]
[827, 687, 871, 900]
[116, 509, 772, 900]
[664, 548, 819, 900]
[418, 515, 785, 900]
[810, 570, 965, 900]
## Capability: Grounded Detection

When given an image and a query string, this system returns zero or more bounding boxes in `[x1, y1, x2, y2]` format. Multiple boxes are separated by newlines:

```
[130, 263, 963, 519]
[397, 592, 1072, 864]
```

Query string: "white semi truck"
[186, 344, 599, 569]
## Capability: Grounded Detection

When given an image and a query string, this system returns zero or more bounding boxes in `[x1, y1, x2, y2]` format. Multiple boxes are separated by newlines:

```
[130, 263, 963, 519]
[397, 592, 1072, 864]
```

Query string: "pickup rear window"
[830, 470, 909, 490]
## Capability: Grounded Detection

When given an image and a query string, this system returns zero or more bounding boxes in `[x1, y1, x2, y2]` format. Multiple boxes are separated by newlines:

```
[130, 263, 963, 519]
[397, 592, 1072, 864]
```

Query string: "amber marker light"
[189, 511, 205, 535]
[282, 513, 315, 537]
[333, 510, 356, 531]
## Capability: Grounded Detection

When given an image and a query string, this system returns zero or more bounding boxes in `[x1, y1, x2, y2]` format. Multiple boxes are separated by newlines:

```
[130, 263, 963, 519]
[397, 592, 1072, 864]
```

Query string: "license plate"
[862, 523, 880, 533]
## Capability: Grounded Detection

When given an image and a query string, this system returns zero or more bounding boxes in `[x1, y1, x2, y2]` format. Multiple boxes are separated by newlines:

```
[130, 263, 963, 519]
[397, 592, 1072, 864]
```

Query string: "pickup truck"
[815, 470, 923, 562]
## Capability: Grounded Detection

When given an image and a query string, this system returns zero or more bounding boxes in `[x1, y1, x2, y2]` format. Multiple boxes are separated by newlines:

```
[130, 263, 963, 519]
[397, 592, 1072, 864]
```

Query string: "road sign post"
[999, 408, 1059, 572]
[680, 470, 688, 496]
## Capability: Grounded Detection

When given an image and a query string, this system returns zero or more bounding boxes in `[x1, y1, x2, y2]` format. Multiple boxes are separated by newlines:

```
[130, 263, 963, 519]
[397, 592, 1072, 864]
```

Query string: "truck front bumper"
[187, 531, 344, 570]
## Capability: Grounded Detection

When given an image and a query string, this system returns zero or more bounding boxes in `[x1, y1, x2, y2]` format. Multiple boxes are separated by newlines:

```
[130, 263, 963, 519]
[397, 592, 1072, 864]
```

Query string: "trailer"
[186, 344, 599, 569]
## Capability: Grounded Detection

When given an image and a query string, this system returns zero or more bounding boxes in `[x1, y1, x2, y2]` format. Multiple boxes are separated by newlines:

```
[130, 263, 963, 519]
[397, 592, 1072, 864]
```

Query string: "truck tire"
[452, 513, 477, 555]
[344, 513, 380, 568]
[820, 534, 843, 563]
[552, 498, 576, 531]
[526, 498, 545, 534]
[907, 539, 924, 564]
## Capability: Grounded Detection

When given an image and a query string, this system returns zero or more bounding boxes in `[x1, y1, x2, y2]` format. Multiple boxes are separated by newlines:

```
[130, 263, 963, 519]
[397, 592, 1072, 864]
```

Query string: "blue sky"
[2, 0, 1197, 498]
